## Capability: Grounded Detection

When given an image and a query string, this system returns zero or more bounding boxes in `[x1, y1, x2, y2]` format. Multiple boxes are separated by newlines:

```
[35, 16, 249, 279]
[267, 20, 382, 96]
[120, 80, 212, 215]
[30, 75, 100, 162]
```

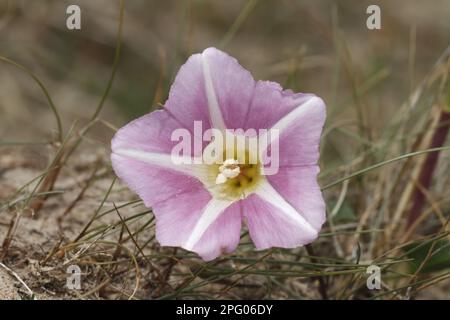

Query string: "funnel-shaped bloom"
[111, 47, 326, 261]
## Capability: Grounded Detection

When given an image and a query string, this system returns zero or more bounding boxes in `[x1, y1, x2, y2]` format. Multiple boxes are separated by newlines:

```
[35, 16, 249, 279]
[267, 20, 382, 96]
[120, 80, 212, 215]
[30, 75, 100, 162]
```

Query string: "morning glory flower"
[111, 47, 326, 261]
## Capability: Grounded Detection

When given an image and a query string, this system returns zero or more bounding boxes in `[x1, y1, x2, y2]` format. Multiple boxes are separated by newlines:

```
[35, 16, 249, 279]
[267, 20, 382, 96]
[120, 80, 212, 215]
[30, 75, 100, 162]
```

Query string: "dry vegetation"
[0, 0, 449, 299]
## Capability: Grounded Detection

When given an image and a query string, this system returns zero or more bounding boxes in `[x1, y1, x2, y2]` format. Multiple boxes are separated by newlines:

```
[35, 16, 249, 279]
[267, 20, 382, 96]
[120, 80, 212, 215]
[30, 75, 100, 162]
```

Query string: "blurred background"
[1, 0, 450, 142]
[0, 0, 449, 299]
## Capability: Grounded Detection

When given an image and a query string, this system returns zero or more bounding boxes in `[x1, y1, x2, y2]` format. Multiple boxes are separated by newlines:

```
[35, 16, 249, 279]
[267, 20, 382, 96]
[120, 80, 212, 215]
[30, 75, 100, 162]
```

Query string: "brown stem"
[407, 110, 450, 227]
[29, 165, 63, 215]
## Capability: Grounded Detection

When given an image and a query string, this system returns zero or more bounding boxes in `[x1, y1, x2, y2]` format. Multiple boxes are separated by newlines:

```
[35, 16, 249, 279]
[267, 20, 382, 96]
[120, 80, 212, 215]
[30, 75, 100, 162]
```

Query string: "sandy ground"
[0, 268, 21, 299]
[0, 146, 148, 299]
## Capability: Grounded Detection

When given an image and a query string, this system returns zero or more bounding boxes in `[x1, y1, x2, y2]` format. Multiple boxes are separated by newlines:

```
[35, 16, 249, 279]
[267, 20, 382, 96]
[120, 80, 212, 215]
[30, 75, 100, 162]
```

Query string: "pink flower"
[111, 47, 326, 261]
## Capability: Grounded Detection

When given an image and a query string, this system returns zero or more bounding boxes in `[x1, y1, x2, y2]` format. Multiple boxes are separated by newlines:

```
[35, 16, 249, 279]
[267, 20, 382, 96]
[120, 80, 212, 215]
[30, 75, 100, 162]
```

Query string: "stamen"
[215, 159, 240, 184]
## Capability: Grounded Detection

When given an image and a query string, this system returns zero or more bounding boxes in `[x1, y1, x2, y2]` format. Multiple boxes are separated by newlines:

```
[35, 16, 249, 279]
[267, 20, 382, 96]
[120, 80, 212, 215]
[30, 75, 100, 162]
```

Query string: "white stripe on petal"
[114, 148, 208, 182]
[254, 179, 317, 236]
[184, 197, 236, 250]
[202, 50, 227, 130]
[260, 96, 324, 147]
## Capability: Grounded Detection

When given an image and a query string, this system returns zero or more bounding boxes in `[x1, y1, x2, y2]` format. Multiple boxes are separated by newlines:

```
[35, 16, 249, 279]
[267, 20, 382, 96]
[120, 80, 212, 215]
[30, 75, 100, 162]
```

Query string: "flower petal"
[261, 95, 326, 167]
[112, 109, 186, 155]
[243, 80, 315, 131]
[111, 108, 213, 207]
[164, 52, 213, 133]
[153, 186, 211, 247]
[113, 149, 207, 182]
[154, 193, 241, 261]
[254, 179, 318, 233]
[201, 49, 227, 130]
[191, 202, 242, 261]
[111, 154, 206, 207]
[200, 48, 256, 130]
[242, 180, 318, 250]
[266, 166, 326, 231]
[184, 197, 236, 250]
[166, 47, 258, 131]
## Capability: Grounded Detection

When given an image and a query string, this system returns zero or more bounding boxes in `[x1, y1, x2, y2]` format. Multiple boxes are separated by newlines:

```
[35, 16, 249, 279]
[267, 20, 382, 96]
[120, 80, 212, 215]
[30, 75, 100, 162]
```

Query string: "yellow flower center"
[206, 140, 262, 200]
